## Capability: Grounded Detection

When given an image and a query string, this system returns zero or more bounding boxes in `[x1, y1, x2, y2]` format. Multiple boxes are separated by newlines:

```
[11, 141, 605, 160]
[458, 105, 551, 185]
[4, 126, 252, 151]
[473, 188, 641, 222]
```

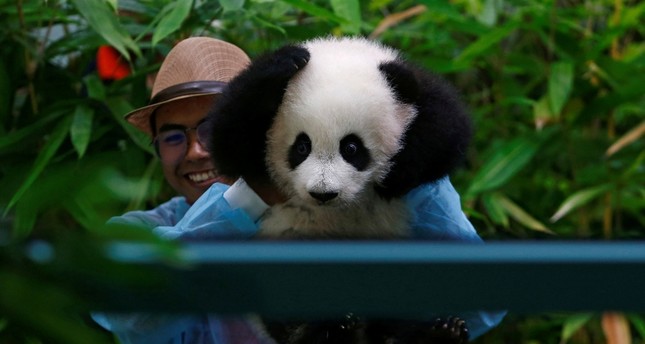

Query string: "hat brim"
[124, 93, 219, 136]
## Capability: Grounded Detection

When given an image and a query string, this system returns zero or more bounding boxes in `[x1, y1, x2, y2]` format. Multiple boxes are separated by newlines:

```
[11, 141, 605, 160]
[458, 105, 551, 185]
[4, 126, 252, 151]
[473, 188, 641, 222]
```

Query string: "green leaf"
[496, 194, 554, 234]
[0, 111, 65, 152]
[548, 61, 574, 116]
[418, 0, 467, 22]
[107, 0, 118, 11]
[0, 58, 10, 135]
[0, 269, 113, 344]
[550, 184, 612, 223]
[65, 195, 105, 231]
[221, 0, 245, 12]
[481, 192, 509, 228]
[152, 0, 194, 46]
[106, 97, 155, 154]
[280, 0, 347, 24]
[561, 313, 594, 342]
[84, 74, 106, 101]
[628, 314, 645, 338]
[475, 0, 502, 26]
[466, 137, 541, 196]
[71, 0, 141, 59]
[533, 95, 555, 129]
[70, 104, 94, 159]
[331, 0, 361, 34]
[251, 15, 287, 35]
[455, 21, 517, 63]
[130, 160, 164, 211]
[5, 116, 71, 221]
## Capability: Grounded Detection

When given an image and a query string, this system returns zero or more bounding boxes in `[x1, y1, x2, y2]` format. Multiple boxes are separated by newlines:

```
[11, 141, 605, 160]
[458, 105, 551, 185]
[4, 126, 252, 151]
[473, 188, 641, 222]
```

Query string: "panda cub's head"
[265, 38, 417, 207]
[207, 36, 471, 217]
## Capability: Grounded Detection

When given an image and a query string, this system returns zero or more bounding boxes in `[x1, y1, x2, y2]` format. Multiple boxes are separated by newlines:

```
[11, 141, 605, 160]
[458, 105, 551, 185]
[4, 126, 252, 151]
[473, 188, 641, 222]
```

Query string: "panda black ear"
[379, 61, 420, 105]
[376, 62, 473, 199]
[207, 45, 311, 180]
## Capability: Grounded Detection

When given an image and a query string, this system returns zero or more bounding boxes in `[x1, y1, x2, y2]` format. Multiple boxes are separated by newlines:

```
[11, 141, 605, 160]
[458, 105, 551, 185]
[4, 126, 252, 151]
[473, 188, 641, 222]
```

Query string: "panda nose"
[309, 191, 338, 203]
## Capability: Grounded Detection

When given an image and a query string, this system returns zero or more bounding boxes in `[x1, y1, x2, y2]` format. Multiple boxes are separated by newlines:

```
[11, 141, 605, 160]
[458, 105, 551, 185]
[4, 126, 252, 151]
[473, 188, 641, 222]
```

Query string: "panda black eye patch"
[340, 134, 370, 171]
[288, 133, 312, 169]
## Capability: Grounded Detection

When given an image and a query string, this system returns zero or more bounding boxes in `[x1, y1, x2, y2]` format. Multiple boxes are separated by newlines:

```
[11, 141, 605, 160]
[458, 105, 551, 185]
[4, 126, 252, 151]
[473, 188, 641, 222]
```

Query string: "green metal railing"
[90, 241, 645, 318]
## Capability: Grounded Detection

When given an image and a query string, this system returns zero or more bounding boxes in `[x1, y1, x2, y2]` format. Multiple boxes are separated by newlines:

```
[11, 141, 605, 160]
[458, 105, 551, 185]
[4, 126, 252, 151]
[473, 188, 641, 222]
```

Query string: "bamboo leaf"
[629, 314, 645, 338]
[0, 58, 9, 135]
[71, 0, 140, 59]
[548, 61, 574, 116]
[550, 184, 612, 223]
[0, 111, 64, 152]
[622, 151, 645, 178]
[65, 195, 103, 231]
[70, 104, 94, 159]
[561, 313, 593, 343]
[0, 269, 112, 344]
[251, 15, 287, 35]
[280, 0, 347, 23]
[496, 194, 554, 234]
[475, 0, 502, 26]
[481, 192, 509, 228]
[455, 21, 517, 63]
[220, 0, 245, 12]
[417, 1, 465, 21]
[466, 137, 541, 196]
[5, 116, 71, 220]
[152, 0, 194, 46]
[106, 0, 117, 11]
[84, 74, 106, 101]
[331, 0, 361, 34]
[106, 97, 154, 154]
[533, 95, 556, 130]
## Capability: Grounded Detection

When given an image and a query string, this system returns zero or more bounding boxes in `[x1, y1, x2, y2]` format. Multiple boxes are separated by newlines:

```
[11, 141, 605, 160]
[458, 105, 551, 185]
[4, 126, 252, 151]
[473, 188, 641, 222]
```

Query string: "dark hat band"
[150, 80, 227, 105]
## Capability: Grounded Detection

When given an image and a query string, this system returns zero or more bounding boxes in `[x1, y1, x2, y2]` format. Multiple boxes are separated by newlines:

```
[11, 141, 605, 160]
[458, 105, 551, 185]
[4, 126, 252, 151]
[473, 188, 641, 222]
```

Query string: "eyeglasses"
[153, 121, 212, 165]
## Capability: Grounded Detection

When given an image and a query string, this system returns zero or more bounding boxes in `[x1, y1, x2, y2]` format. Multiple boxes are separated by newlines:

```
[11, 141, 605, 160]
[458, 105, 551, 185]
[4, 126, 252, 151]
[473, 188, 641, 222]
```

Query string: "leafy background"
[0, 0, 643, 343]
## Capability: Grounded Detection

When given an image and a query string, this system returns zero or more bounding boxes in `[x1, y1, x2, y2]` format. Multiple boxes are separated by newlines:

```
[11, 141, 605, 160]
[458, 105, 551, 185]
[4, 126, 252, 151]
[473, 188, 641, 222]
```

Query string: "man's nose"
[185, 132, 209, 160]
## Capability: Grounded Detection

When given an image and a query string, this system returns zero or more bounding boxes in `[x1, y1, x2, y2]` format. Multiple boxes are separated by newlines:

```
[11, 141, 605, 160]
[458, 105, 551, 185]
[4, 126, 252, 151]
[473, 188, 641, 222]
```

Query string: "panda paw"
[258, 45, 310, 80]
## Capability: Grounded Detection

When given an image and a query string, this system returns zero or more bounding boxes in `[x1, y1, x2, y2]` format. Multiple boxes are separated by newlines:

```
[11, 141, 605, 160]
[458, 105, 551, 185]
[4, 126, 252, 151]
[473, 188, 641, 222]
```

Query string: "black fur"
[376, 61, 472, 199]
[266, 316, 469, 344]
[339, 134, 370, 171]
[206, 45, 310, 180]
[288, 133, 312, 169]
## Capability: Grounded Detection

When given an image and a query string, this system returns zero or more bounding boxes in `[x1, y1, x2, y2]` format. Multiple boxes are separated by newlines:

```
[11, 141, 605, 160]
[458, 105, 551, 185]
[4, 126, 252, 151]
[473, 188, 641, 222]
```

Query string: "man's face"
[153, 95, 235, 204]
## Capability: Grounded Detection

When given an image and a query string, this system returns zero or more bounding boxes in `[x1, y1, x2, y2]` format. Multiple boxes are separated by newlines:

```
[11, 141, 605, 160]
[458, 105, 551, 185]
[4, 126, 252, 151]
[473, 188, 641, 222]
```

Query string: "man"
[93, 37, 277, 344]
[105, 37, 244, 230]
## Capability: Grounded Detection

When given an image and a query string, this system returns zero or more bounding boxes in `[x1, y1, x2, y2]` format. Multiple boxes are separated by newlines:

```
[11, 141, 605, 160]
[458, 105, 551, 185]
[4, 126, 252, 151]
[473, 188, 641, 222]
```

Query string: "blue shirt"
[93, 178, 505, 343]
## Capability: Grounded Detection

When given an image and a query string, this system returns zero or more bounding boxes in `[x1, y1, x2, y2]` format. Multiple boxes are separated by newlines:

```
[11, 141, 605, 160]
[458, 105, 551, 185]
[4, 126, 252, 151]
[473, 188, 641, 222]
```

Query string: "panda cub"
[206, 36, 472, 343]
[207, 36, 471, 239]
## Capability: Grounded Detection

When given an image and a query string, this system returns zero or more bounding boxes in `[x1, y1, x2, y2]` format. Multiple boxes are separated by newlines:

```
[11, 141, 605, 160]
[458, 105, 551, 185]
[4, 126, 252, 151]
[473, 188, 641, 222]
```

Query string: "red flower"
[96, 45, 130, 80]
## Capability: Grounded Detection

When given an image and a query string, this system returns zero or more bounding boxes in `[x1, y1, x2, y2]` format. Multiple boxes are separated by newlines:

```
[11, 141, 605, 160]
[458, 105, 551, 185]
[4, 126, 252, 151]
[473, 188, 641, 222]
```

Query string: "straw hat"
[125, 37, 251, 136]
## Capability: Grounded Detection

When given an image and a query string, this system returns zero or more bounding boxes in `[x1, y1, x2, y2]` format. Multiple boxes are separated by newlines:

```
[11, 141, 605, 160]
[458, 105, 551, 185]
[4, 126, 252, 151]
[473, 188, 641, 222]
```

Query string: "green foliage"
[0, 0, 643, 342]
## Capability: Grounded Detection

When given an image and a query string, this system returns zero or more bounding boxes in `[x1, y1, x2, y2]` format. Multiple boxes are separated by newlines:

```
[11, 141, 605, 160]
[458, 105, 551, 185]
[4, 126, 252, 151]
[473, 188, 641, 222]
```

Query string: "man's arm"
[406, 177, 506, 339]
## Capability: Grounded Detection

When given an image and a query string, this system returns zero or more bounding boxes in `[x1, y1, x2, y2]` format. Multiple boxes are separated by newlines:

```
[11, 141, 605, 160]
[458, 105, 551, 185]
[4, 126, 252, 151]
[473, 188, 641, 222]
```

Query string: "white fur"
[261, 37, 418, 238]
